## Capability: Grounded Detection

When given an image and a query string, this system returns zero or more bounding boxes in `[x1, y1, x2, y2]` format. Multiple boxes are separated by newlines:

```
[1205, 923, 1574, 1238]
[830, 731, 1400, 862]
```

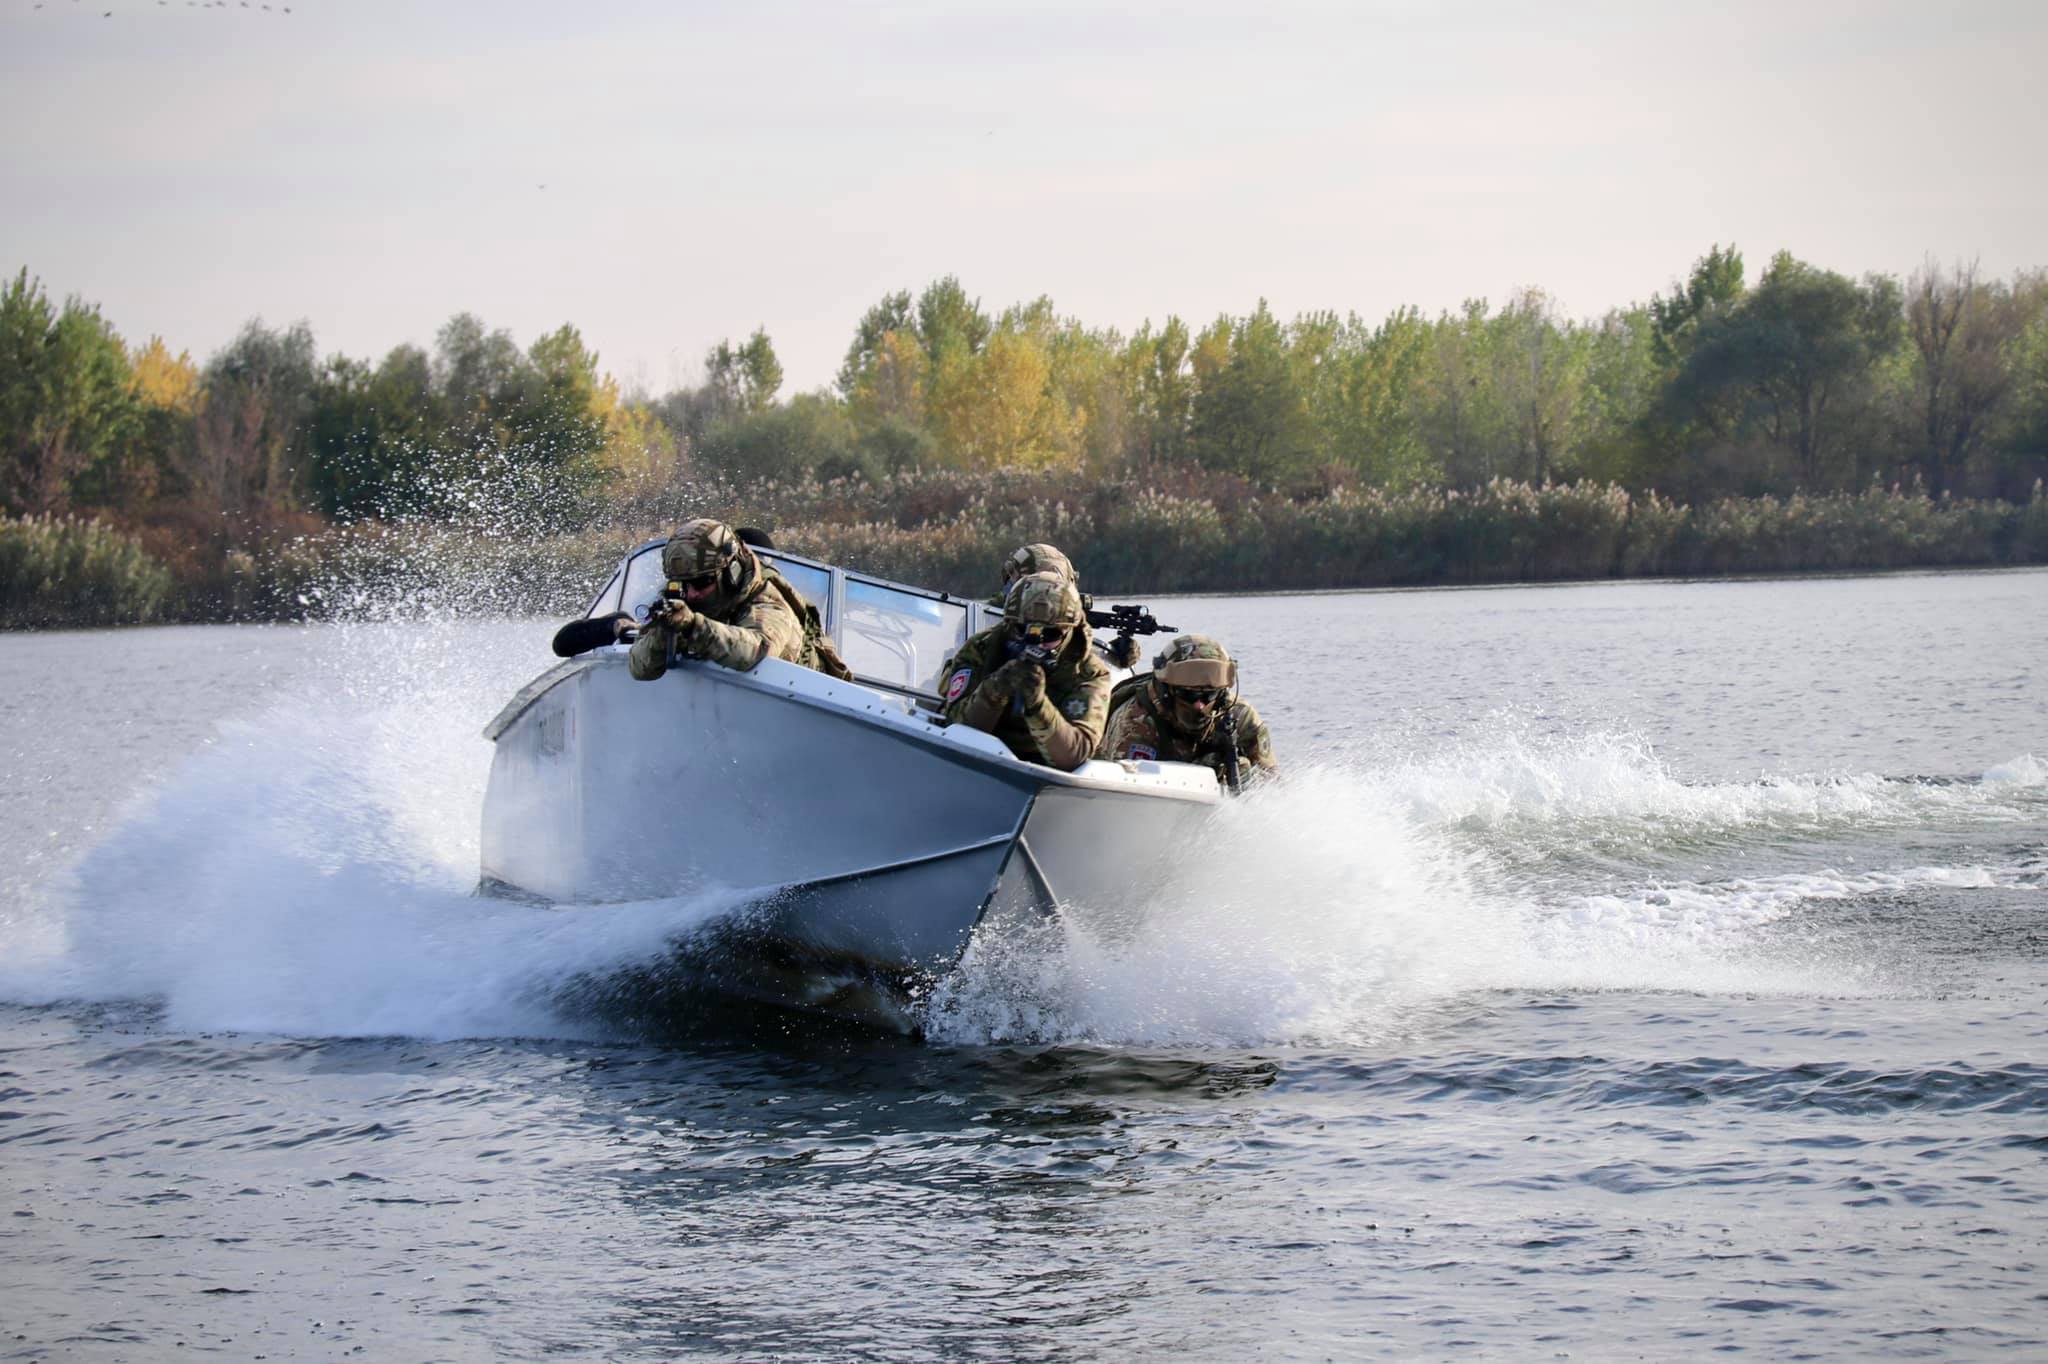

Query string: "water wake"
[5, 619, 2035, 1046]
[0, 620, 745, 1039]
[924, 739, 2044, 1047]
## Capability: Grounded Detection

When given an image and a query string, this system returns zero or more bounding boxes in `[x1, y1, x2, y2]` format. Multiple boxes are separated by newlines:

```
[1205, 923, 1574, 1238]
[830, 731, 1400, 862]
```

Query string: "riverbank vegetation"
[4, 247, 2047, 624]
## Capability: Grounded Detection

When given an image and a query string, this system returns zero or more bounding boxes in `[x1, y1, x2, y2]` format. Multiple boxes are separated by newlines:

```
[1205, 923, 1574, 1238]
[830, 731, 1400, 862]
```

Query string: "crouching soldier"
[941, 571, 1110, 771]
[629, 517, 851, 681]
[1097, 634, 1277, 791]
[992, 541, 1140, 670]
[994, 542, 1076, 602]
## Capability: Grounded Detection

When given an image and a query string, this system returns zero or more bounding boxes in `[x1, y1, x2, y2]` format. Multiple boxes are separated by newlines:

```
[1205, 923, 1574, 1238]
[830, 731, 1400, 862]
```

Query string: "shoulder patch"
[945, 668, 973, 701]
[1129, 744, 1156, 761]
[1064, 697, 1088, 718]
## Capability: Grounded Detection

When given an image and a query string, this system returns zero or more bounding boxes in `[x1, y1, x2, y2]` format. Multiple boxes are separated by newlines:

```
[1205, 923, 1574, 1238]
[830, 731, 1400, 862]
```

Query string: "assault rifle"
[1086, 603, 1174, 638]
[1001, 634, 1058, 716]
[1218, 703, 1242, 795]
[550, 582, 681, 658]
[1086, 603, 1174, 671]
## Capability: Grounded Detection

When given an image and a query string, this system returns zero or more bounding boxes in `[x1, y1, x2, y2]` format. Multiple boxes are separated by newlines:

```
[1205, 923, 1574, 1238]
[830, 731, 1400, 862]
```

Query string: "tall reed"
[0, 514, 176, 628]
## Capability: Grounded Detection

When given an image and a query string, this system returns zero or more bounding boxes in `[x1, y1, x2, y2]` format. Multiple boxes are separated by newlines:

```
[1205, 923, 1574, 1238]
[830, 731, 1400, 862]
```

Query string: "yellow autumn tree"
[928, 328, 1071, 470]
[847, 329, 928, 433]
[598, 383, 684, 492]
[128, 336, 199, 414]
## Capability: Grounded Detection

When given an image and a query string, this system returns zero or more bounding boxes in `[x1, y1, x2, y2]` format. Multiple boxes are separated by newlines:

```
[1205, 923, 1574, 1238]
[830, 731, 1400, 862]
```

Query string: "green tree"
[434, 313, 529, 446]
[1309, 308, 1433, 488]
[1665, 252, 1902, 489]
[1124, 316, 1194, 470]
[1413, 300, 1513, 487]
[705, 328, 783, 415]
[305, 343, 443, 518]
[1999, 288, 2048, 491]
[1905, 260, 2038, 495]
[915, 276, 991, 362]
[192, 318, 318, 515]
[1043, 315, 1129, 475]
[421, 315, 607, 496]
[697, 391, 855, 483]
[1573, 306, 1663, 487]
[0, 269, 138, 514]
[78, 335, 200, 509]
[526, 324, 611, 473]
[1490, 288, 1594, 484]
[1650, 243, 1745, 366]
[1187, 302, 1318, 487]
[837, 290, 913, 398]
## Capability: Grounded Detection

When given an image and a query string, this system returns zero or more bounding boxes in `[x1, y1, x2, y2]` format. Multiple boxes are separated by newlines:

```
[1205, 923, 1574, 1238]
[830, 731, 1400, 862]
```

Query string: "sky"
[5, 0, 2045, 395]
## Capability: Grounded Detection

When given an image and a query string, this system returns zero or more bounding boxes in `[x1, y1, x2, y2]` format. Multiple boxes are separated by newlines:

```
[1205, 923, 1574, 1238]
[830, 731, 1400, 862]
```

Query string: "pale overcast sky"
[5, 0, 2044, 394]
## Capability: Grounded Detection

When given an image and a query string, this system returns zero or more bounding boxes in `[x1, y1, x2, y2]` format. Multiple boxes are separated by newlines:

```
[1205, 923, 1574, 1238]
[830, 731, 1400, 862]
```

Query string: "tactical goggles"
[1018, 623, 1069, 646]
[1168, 685, 1226, 707]
[672, 571, 721, 592]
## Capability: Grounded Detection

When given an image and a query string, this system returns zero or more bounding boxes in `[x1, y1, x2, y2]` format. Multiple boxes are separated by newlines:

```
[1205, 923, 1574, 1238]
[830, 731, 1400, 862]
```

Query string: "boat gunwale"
[484, 650, 1223, 806]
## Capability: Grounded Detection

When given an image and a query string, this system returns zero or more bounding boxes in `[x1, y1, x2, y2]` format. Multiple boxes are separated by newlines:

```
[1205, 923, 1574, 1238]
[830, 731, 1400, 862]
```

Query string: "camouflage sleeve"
[1024, 662, 1110, 770]
[1237, 702, 1278, 773]
[628, 620, 675, 680]
[1097, 697, 1160, 760]
[678, 593, 804, 672]
[940, 637, 1002, 731]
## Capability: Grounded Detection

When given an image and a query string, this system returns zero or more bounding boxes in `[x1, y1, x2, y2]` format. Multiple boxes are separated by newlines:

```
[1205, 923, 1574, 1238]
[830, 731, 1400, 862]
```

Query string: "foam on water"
[4, 607, 2037, 1046]
[0, 617, 749, 1039]
[922, 750, 2043, 1046]
[1377, 721, 2042, 834]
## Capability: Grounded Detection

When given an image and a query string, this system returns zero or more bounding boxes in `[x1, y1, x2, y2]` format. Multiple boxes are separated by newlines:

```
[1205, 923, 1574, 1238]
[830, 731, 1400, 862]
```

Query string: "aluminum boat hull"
[479, 652, 1220, 1007]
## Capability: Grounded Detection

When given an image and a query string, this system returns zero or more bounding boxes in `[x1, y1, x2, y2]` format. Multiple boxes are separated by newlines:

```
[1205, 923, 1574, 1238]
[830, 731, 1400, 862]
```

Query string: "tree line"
[3, 247, 2047, 620]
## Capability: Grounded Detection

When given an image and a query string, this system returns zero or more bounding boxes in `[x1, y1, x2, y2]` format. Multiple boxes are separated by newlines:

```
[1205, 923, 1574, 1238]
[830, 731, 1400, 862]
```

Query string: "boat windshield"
[841, 576, 969, 694]
[767, 557, 833, 626]
[596, 544, 970, 697]
[620, 546, 669, 622]
[586, 567, 623, 617]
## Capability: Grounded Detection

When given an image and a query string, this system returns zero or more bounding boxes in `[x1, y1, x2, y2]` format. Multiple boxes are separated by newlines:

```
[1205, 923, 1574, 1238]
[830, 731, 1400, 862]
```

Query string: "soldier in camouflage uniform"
[1097, 634, 1277, 790]
[991, 541, 1140, 670]
[629, 518, 851, 681]
[940, 571, 1111, 771]
[997, 542, 1076, 600]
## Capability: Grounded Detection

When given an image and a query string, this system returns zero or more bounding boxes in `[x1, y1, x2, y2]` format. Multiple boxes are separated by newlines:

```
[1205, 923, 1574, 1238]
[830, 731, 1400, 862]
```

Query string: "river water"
[2, 569, 2044, 1360]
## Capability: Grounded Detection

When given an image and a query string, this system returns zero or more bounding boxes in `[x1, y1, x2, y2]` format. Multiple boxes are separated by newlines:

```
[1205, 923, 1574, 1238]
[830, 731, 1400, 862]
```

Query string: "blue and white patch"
[1129, 744, 1156, 761]
[1064, 698, 1088, 719]
[945, 668, 973, 701]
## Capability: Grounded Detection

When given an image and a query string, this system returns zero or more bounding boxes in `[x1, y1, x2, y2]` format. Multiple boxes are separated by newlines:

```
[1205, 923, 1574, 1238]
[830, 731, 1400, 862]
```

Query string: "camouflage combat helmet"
[1152, 634, 1238, 690]
[661, 517, 757, 605]
[1003, 570, 1085, 631]
[1002, 542, 1076, 589]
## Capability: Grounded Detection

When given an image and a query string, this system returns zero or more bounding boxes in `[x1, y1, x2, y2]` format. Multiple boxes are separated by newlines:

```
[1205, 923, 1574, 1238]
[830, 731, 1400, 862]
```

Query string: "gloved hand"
[1011, 658, 1049, 711]
[648, 595, 696, 633]
[982, 657, 1023, 699]
[1104, 635, 1140, 669]
[986, 656, 1044, 708]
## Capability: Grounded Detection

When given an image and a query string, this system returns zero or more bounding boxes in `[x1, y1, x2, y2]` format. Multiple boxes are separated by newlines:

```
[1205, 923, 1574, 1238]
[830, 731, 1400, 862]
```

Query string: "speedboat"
[478, 539, 1221, 1019]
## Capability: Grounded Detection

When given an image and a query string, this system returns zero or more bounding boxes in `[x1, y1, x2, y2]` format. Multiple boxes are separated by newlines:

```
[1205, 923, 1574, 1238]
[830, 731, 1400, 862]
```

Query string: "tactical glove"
[986, 656, 1045, 707]
[650, 596, 696, 633]
[1010, 658, 1049, 711]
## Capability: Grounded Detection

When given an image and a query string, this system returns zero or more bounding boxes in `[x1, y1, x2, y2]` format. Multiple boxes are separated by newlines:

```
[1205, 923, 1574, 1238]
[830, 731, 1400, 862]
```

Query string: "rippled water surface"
[3, 568, 2045, 1360]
